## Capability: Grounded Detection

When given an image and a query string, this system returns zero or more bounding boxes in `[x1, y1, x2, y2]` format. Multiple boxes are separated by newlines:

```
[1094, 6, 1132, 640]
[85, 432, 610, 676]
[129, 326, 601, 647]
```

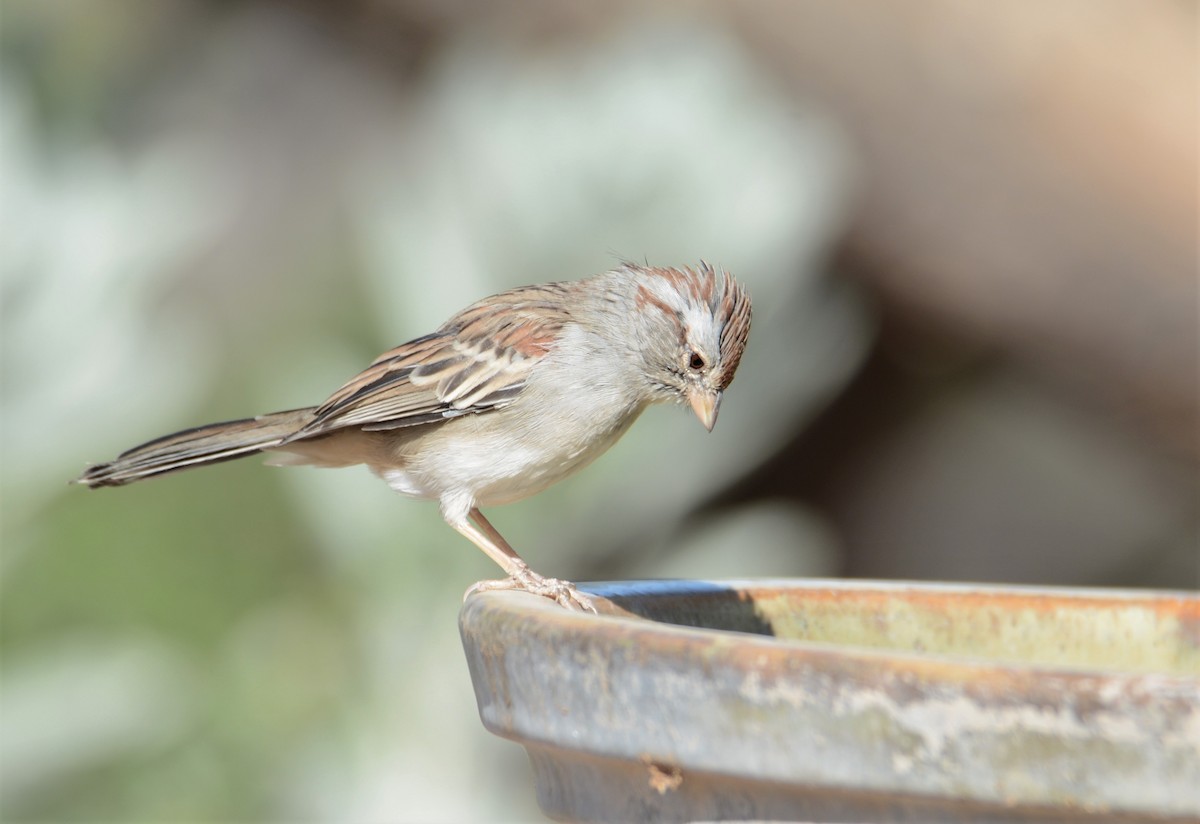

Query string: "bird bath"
[459, 579, 1200, 822]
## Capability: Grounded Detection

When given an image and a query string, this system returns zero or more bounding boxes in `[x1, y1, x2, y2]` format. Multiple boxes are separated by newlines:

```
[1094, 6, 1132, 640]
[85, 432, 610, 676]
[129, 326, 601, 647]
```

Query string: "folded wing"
[286, 283, 572, 440]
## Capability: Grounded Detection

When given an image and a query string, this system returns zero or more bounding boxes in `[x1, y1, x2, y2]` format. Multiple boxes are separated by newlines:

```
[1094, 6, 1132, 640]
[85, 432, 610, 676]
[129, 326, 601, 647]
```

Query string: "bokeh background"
[2, 1, 1196, 821]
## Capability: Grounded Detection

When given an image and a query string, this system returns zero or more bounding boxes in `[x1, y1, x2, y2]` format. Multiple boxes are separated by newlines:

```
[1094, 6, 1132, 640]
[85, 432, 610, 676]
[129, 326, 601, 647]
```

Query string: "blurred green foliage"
[1, 3, 851, 820]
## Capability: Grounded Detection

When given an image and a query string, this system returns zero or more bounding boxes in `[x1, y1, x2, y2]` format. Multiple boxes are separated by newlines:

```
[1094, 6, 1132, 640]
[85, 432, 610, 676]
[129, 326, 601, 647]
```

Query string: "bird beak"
[688, 390, 722, 432]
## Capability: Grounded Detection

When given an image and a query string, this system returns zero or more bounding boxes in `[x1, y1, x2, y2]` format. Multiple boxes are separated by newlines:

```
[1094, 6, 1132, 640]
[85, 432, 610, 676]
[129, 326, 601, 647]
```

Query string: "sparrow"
[76, 262, 752, 611]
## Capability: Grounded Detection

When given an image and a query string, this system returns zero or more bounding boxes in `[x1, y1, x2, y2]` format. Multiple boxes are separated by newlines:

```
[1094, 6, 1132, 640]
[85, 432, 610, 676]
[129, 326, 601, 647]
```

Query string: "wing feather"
[283, 284, 572, 441]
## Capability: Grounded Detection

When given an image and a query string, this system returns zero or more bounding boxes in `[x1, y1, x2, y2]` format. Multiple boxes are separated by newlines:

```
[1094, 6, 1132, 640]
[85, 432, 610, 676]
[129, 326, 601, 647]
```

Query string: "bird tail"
[76, 408, 317, 488]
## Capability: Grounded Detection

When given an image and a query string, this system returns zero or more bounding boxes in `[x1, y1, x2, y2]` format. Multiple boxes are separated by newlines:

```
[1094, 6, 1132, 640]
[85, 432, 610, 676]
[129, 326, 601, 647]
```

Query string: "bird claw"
[465, 567, 597, 613]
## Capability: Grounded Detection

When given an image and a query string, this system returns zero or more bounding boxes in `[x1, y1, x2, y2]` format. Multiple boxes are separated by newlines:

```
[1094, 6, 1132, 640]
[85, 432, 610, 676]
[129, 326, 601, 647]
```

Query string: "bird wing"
[286, 284, 573, 439]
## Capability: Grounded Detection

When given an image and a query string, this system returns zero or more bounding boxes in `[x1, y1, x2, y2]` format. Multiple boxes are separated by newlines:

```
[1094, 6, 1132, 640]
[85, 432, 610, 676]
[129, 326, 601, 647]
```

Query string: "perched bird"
[76, 262, 752, 611]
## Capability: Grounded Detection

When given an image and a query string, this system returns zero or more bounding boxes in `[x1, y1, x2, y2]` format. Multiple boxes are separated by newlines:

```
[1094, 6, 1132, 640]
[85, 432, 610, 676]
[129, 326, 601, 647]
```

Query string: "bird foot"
[466, 565, 597, 613]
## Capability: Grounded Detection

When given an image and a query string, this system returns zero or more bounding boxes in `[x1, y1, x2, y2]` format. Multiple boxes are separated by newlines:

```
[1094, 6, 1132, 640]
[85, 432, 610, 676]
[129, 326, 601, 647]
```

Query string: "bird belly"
[377, 392, 644, 509]
[378, 467, 434, 499]
[469, 418, 637, 506]
[372, 432, 604, 503]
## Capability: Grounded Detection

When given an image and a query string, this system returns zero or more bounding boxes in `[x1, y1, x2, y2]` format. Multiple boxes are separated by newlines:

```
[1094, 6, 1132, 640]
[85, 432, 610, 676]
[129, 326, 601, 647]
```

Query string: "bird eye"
[688, 351, 707, 371]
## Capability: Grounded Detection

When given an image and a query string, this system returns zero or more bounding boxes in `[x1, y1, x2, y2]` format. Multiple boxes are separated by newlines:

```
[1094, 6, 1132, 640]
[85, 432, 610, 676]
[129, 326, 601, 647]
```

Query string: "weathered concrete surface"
[460, 579, 1200, 822]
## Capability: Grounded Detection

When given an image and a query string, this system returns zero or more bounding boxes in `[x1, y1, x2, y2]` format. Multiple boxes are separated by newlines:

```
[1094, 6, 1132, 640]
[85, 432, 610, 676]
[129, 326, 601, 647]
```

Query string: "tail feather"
[76, 408, 317, 488]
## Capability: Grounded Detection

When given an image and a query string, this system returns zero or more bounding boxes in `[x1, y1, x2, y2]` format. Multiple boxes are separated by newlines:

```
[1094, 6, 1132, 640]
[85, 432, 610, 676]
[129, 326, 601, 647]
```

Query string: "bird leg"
[454, 508, 596, 613]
